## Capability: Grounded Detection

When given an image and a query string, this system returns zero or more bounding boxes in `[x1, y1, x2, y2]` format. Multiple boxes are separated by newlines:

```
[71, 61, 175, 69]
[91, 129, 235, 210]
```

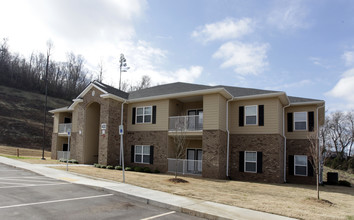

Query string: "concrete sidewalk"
[0, 156, 295, 220]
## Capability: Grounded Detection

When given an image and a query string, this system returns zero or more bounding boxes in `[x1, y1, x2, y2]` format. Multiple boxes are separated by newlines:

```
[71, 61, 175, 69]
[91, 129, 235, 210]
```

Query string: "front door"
[187, 149, 202, 173]
[187, 110, 203, 130]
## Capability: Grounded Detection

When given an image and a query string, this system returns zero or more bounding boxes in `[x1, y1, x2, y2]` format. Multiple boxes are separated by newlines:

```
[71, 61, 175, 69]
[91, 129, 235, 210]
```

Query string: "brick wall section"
[51, 133, 58, 159]
[67, 87, 124, 165]
[202, 130, 227, 179]
[126, 131, 168, 173]
[286, 139, 316, 184]
[229, 134, 284, 183]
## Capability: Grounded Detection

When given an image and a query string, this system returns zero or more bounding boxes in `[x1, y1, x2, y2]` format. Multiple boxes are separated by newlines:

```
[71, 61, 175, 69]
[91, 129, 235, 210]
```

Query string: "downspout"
[226, 97, 235, 178]
[120, 100, 127, 183]
[282, 96, 291, 183]
[317, 105, 325, 184]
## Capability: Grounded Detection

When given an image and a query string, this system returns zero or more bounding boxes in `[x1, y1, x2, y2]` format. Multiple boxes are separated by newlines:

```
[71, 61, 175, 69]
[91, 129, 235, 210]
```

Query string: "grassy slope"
[0, 85, 71, 150]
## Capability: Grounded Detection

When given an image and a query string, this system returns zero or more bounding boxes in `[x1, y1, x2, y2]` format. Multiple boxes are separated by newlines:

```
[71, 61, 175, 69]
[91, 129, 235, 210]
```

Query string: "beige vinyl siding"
[169, 99, 182, 116]
[219, 95, 227, 131]
[127, 99, 169, 131]
[203, 94, 226, 131]
[229, 98, 282, 134]
[53, 113, 59, 133]
[285, 105, 318, 139]
[277, 99, 284, 134]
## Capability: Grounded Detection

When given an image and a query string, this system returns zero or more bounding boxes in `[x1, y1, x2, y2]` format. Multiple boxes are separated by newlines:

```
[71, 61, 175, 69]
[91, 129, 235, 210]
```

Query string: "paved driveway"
[0, 163, 203, 220]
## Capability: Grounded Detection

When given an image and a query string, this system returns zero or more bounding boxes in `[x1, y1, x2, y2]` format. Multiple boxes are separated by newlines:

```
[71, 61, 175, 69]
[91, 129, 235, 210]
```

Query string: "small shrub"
[106, 165, 114, 169]
[153, 169, 160, 173]
[100, 165, 106, 169]
[348, 158, 354, 169]
[71, 160, 79, 164]
[338, 180, 351, 187]
[59, 158, 66, 163]
[115, 166, 122, 170]
[125, 166, 133, 171]
[94, 164, 101, 168]
[134, 167, 144, 172]
[143, 167, 151, 173]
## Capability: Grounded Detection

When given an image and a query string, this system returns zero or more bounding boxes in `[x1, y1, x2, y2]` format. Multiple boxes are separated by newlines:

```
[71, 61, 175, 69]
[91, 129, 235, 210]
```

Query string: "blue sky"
[1, 0, 354, 112]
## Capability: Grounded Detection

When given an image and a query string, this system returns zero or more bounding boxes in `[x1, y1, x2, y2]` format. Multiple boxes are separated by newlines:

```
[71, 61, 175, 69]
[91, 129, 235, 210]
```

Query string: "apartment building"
[50, 81, 325, 184]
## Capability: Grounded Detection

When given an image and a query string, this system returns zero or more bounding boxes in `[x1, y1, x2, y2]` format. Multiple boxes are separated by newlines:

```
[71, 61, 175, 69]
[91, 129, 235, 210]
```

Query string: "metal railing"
[58, 123, 72, 134]
[169, 115, 203, 131]
[167, 158, 202, 175]
[57, 151, 70, 160]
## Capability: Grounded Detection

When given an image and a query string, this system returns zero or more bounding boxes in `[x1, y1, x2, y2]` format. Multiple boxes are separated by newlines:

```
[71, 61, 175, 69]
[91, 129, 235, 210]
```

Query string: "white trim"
[134, 145, 151, 164]
[244, 151, 257, 173]
[128, 88, 233, 103]
[245, 105, 258, 126]
[290, 101, 325, 106]
[49, 107, 72, 113]
[68, 99, 83, 110]
[294, 112, 307, 131]
[75, 83, 108, 100]
[294, 155, 308, 176]
[100, 93, 126, 102]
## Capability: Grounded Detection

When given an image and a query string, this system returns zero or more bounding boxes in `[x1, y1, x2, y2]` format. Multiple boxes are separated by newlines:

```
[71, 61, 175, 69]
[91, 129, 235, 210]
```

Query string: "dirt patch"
[306, 197, 334, 207]
[168, 178, 189, 183]
[51, 166, 354, 220]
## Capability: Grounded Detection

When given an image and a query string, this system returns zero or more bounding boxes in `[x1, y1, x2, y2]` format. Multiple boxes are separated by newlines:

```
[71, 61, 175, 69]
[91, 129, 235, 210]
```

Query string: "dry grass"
[0, 145, 59, 164]
[54, 166, 354, 220]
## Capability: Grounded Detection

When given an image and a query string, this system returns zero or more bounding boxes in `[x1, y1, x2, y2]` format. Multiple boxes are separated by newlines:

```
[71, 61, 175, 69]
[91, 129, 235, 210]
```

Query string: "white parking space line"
[0, 170, 21, 172]
[0, 181, 34, 186]
[0, 178, 60, 184]
[0, 194, 114, 209]
[140, 211, 176, 220]
[0, 182, 70, 189]
[0, 176, 52, 180]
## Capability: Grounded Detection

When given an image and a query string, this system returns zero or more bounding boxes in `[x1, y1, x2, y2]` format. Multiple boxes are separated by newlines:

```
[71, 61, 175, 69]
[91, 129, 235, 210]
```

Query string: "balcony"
[58, 123, 72, 135]
[169, 115, 203, 131]
[167, 158, 202, 175]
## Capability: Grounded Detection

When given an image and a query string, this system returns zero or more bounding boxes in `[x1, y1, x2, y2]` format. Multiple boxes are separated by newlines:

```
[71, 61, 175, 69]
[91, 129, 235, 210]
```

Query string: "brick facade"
[286, 139, 316, 184]
[126, 131, 168, 173]
[51, 133, 58, 159]
[229, 134, 284, 183]
[202, 130, 227, 179]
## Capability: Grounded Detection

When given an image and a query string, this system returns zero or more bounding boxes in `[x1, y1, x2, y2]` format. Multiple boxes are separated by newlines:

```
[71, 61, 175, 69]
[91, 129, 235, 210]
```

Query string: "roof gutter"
[290, 101, 325, 106]
[128, 88, 233, 103]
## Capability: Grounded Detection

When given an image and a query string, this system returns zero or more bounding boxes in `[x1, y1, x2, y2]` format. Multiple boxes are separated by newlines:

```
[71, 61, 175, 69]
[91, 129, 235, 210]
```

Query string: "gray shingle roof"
[87, 81, 323, 104]
[288, 96, 323, 103]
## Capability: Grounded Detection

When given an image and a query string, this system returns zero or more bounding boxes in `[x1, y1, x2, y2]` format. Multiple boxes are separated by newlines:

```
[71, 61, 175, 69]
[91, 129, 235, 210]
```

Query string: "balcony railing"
[169, 115, 203, 131]
[57, 151, 70, 160]
[167, 158, 202, 175]
[58, 123, 72, 134]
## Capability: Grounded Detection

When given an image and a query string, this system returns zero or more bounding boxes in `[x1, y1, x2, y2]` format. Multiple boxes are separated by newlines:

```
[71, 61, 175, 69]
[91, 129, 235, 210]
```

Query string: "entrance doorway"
[84, 102, 100, 164]
[187, 149, 202, 173]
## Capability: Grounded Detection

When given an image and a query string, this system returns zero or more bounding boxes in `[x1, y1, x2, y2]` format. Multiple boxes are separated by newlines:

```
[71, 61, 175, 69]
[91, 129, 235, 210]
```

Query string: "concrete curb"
[0, 156, 296, 220]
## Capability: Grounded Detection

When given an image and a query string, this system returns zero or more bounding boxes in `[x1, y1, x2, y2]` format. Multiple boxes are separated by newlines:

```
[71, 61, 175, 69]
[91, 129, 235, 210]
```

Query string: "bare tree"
[172, 117, 188, 179]
[307, 131, 322, 200]
[97, 59, 104, 83]
[346, 111, 354, 157]
[327, 112, 351, 158]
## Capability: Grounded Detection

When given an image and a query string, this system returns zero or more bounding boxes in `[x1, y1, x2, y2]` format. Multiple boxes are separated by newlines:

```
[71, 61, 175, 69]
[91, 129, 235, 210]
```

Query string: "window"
[136, 106, 152, 124]
[245, 151, 257, 173]
[135, 145, 150, 164]
[294, 112, 307, 131]
[294, 155, 307, 176]
[245, 105, 257, 125]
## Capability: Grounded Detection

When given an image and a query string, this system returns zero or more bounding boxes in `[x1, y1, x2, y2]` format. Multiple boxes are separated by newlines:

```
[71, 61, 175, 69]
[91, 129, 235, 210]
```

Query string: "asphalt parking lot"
[0, 163, 203, 220]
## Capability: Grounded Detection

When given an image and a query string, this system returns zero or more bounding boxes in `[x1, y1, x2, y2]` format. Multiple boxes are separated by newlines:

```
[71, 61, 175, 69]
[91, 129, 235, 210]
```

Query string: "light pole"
[119, 54, 130, 90]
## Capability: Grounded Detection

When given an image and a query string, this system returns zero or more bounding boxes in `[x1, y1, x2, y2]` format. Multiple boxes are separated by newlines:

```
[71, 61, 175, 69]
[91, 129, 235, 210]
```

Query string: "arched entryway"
[84, 102, 100, 164]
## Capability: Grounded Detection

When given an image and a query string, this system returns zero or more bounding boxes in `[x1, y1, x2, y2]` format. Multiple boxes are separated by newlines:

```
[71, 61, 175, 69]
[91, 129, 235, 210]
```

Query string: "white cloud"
[266, 79, 312, 91]
[342, 51, 354, 66]
[0, 0, 204, 88]
[191, 18, 254, 43]
[309, 57, 331, 69]
[267, 1, 311, 31]
[326, 68, 354, 109]
[212, 41, 269, 75]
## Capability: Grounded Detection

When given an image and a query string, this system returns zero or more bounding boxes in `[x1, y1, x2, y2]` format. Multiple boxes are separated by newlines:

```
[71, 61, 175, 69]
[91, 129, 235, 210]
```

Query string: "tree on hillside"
[327, 112, 352, 158]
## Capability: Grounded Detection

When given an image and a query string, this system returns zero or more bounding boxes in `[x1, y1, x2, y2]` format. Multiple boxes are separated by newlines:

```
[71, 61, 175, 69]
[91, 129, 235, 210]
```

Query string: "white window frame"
[294, 112, 307, 131]
[244, 151, 257, 173]
[136, 106, 152, 124]
[134, 145, 150, 164]
[245, 105, 258, 125]
[294, 155, 307, 176]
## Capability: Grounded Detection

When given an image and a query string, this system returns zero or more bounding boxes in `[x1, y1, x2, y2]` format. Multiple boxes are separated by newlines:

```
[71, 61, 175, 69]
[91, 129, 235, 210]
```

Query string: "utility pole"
[119, 54, 129, 90]
[42, 41, 52, 160]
